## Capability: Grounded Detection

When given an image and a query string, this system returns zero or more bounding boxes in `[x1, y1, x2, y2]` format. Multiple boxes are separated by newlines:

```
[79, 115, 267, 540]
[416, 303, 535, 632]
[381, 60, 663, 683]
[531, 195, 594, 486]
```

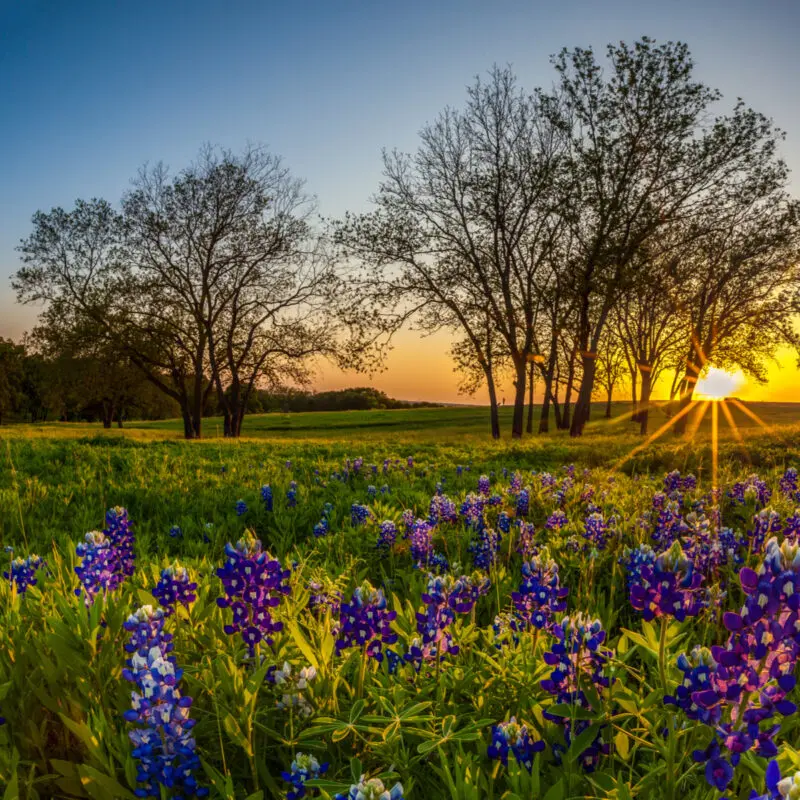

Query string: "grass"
[2, 399, 798, 442]
[0, 400, 799, 799]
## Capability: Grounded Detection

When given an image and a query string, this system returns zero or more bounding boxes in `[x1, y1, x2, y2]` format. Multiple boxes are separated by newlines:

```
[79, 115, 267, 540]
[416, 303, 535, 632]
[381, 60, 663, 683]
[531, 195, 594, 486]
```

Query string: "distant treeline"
[248, 387, 438, 413]
[0, 341, 436, 426]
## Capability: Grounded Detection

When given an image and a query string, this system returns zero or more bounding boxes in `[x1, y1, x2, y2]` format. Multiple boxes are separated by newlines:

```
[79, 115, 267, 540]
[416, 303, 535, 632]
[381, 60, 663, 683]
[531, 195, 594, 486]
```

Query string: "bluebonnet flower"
[541, 614, 614, 772]
[515, 489, 530, 518]
[478, 475, 490, 496]
[545, 510, 568, 530]
[4, 553, 44, 594]
[511, 548, 569, 632]
[307, 580, 342, 618]
[554, 477, 573, 507]
[468, 526, 501, 570]
[649, 498, 690, 549]
[235, 500, 248, 517]
[672, 537, 800, 792]
[269, 662, 318, 717]
[747, 508, 783, 556]
[367, 485, 377, 498]
[409, 519, 434, 567]
[515, 521, 537, 559]
[784, 511, 800, 540]
[122, 605, 207, 798]
[539, 472, 556, 491]
[313, 518, 330, 538]
[664, 470, 696, 501]
[376, 521, 398, 551]
[333, 777, 404, 800]
[487, 717, 545, 772]
[779, 468, 799, 502]
[456, 465, 463, 477]
[427, 551, 449, 574]
[351, 503, 372, 527]
[497, 512, 512, 534]
[695, 738, 734, 792]
[152, 563, 197, 616]
[203, 522, 213, 544]
[261, 484, 274, 512]
[75, 511, 136, 606]
[380, 485, 390, 495]
[105, 506, 135, 579]
[287, 482, 298, 507]
[582, 512, 610, 551]
[281, 753, 329, 799]
[169, 526, 183, 539]
[729, 474, 772, 508]
[335, 582, 398, 662]
[508, 471, 523, 493]
[580, 484, 596, 504]
[629, 541, 705, 622]
[459, 493, 487, 528]
[428, 495, 457, 525]
[621, 544, 656, 592]
[216, 531, 291, 657]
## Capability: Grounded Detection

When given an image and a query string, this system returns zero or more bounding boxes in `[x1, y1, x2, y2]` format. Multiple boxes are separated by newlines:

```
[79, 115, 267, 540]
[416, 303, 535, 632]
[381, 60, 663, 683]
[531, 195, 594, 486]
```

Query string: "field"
[1, 403, 800, 800]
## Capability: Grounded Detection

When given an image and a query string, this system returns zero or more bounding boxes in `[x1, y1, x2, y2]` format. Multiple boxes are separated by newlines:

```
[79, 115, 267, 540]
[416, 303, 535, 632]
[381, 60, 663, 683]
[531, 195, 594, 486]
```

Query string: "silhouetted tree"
[548, 37, 788, 436]
[335, 67, 564, 439]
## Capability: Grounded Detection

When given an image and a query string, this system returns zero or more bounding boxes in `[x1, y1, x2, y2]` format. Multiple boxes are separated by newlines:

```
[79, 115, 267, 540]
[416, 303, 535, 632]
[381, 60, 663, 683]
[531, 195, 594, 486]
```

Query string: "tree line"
[12, 38, 800, 439]
[0, 339, 433, 427]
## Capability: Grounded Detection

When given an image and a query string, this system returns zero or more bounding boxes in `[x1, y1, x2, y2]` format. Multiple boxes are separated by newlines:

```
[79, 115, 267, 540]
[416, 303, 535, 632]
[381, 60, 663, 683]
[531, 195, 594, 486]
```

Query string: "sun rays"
[609, 366, 764, 476]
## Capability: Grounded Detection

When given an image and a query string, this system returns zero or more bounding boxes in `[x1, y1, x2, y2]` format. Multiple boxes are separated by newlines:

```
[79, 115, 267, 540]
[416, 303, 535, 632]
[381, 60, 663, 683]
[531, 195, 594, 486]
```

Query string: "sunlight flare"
[695, 368, 744, 400]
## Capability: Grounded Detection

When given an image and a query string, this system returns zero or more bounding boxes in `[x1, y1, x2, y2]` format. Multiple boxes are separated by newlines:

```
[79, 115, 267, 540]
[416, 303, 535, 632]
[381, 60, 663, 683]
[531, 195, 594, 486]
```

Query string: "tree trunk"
[181, 408, 199, 439]
[673, 368, 699, 435]
[674, 339, 703, 435]
[638, 366, 653, 435]
[605, 387, 612, 418]
[526, 361, 535, 434]
[510, 357, 527, 439]
[630, 368, 640, 423]
[101, 400, 114, 429]
[485, 366, 501, 439]
[570, 352, 597, 437]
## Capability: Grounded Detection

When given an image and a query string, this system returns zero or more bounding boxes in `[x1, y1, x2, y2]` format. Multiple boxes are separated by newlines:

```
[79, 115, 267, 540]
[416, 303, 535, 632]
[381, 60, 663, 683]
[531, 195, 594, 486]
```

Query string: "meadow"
[1, 403, 800, 800]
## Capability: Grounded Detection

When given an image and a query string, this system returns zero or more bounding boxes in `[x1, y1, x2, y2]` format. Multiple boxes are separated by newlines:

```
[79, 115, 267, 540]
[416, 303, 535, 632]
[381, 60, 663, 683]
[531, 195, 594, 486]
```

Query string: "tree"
[0, 338, 25, 424]
[594, 328, 627, 419]
[15, 146, 364, 439]
[13, 198, 212, 437]
[612, 245, 689, 434]
[124, 146, 355, 438]
[335, 67, 564, 439]
[671, 192, 800, 433]
[548, 37, 787, 436]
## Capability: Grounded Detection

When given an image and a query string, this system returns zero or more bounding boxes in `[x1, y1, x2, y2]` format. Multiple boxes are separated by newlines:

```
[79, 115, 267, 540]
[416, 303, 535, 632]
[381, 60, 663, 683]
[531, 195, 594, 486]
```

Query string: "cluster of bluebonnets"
[4, 457, 800, 799]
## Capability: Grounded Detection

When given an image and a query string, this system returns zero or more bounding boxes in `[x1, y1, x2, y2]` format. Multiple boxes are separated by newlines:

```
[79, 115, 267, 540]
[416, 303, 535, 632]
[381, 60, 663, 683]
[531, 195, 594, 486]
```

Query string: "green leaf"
[287, 621, 319, 669]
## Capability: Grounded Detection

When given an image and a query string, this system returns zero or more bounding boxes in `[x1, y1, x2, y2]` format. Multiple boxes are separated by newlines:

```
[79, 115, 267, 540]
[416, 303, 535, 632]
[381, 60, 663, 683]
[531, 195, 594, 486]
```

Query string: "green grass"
[0, 402, 799, 799]
[2, 399, 798, 442]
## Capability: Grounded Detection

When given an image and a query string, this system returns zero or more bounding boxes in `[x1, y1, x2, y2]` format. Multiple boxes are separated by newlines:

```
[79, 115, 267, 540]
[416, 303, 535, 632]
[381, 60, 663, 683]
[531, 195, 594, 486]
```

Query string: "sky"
[1, 0, 798, 403]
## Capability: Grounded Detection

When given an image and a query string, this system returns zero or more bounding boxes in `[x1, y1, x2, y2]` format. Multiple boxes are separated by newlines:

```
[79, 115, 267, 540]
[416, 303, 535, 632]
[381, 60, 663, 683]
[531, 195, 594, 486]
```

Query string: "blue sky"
[1, 0, 798, 399]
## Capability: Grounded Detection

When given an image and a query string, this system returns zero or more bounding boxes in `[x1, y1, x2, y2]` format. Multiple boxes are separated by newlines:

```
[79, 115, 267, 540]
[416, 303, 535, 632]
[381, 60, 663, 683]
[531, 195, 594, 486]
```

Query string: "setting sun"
[695, 367, 744, 400]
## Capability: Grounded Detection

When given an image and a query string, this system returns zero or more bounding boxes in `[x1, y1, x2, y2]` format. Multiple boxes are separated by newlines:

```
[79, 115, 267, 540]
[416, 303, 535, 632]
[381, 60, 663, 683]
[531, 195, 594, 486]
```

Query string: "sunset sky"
[1, 0, 798, 404]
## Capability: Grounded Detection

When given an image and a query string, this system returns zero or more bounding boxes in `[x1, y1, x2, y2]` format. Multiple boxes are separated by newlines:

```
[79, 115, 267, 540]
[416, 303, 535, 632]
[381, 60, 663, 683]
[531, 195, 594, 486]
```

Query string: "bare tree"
[595, 327, 627, 419]
[14, 199, 211, 438]
[335, 67, 564, 438]
[548, 37, 787, 436]
[671, 193, 800, 432]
